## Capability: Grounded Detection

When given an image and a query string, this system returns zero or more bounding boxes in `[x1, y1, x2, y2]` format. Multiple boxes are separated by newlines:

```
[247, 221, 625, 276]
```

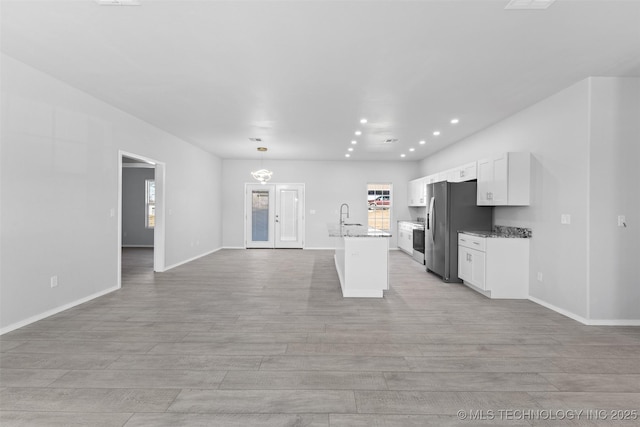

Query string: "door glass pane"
[279, 189, 298, 242]
[252, 190, 270, 241]
[367, 183, 392, 231]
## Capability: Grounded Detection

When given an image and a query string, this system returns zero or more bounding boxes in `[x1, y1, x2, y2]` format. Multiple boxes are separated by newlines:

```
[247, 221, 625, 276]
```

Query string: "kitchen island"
[329, 224, 391, 298]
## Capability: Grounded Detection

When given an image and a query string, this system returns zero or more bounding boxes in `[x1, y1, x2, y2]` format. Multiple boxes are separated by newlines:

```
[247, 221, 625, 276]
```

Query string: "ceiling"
[2, 1, 639, 161]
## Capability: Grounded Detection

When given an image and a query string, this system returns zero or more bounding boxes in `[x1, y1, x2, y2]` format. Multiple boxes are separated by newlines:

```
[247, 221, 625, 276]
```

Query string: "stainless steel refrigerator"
[425, 181, 493, 282]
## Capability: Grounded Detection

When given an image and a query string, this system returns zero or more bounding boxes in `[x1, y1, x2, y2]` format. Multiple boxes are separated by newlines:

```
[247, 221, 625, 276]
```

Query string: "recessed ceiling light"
[400, 154, 406, 158]
[351, 140, 357, 145]
[409, 148, 415, 152]
[419, 140, 426, 145]
[345, 154, 351, 158]
[348, 147, 354, 152]
[360, 118, 367, 124]
[450, 118, 459, 124]
[433, 131, 441, 136]
[355, 130, 362, 136]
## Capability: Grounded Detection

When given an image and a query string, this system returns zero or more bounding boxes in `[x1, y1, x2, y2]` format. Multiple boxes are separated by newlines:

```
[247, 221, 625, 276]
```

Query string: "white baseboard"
[0, 285, 120, 335]
[528, 296, 590, 324]
[222, 246, 246, 250]
[528, 296, 640, 326]
[583, 318, 640, 326]
[161, 247, 222, 272]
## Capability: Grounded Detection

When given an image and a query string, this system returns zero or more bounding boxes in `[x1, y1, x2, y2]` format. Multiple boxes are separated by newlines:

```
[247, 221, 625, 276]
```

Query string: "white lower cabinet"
[458, 233, 529, 299]
[458, 245, 486, 290]
[397, 222, 414, 255]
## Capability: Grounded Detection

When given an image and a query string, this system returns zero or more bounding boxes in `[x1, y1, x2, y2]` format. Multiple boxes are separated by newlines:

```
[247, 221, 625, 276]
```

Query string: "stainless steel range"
[412, 219, 425, 265]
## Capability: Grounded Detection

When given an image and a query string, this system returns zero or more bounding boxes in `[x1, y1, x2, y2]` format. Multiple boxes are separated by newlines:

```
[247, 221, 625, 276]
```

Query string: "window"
[145, 179, 155, 228]
[367, 183, 392, 231]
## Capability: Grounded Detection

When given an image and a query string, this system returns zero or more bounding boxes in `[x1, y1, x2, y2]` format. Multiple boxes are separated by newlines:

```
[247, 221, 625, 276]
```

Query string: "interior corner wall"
[0, 54, 223, 333]
[419, 79, 592, 320]
[221, 159, 419, 249]
[588, 77, 640, 322]
[122, 167, 155, 247]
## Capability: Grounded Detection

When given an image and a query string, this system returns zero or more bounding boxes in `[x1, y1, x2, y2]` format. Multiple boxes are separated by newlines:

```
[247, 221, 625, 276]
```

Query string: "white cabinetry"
[458, 233, 529, 299]
[408, 178, 427, 207]
[448, 161, 477, 183]
[397, 222, 414, 255]
[477, 152, 530, 206]
[458, 236, 486, 290]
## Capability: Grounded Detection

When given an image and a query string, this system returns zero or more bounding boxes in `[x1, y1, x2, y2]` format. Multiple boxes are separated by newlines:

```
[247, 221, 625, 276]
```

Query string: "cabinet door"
[491, 154, 508, 205]
[458, 246, 472, 282]
[418, 178, 426, 205]
[462, 162, 477, 181]
[459, 245, 486, 290]
[470, 249, 486, 290]
[476, 159, 492, 205]
[407, 181, 415, 206]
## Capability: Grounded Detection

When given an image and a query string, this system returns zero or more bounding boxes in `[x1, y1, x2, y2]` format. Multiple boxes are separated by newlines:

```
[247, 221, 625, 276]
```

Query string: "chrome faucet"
[340, 203, 350, 226]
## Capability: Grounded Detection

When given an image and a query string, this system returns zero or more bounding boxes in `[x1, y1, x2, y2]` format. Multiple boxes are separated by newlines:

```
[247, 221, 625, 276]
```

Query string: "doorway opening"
[245, 183, 305, 248]
[118, 151, 166, 288]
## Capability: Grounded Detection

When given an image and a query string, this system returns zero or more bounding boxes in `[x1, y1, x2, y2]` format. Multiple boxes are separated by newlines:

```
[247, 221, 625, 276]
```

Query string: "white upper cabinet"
[448, 161, 477, 183]
[408, 177, 427, 206]
[477, 152, 530, 206]
[425, 174, 440, 184]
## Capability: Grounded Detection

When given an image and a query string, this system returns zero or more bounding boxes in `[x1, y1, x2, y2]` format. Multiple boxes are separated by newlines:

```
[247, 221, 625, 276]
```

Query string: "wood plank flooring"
[1, 248, 640, 426]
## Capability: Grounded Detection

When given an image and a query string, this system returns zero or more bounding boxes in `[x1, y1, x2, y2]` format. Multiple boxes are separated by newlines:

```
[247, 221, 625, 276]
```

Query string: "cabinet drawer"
[458, 233, 486, 251]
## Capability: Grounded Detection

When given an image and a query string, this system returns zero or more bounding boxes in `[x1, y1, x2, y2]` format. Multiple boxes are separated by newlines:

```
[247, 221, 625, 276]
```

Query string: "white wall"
[588, 78, 640, 322]
[0, 55, 223, 332]
[222, 160, 419, 249]
[419, 77, 640, 323]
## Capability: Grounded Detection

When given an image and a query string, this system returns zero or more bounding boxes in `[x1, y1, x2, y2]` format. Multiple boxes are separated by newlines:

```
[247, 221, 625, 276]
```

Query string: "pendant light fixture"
[251, 147, 273, 184]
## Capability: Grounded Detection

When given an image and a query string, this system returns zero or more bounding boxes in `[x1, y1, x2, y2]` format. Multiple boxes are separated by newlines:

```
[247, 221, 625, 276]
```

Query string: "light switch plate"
[618, 215, 626, 227]
[561, 214, 571, 225]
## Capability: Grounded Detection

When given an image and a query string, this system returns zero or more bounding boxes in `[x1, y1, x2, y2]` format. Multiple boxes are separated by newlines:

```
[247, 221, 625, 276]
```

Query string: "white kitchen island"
[329, 224, 391, 298]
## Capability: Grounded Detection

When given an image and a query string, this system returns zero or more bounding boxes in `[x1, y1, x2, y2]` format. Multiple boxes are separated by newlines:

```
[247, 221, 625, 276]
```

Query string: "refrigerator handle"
[428, 196, 435, 243]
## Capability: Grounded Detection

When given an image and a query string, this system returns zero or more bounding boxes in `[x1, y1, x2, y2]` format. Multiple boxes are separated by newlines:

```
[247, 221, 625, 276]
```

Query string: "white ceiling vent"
[249, 137, 262, 142]
[96, 0, 141, 6]
[505, 0, 556, 10]
[383, 138, 399, 144]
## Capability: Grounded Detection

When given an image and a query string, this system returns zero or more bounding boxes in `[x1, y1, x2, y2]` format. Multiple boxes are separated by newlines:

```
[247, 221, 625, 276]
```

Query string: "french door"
[245, 183, 305, 248]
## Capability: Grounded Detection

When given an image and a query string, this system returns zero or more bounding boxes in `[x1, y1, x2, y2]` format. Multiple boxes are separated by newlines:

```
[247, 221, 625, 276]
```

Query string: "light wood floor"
[1, 248, 640, 426]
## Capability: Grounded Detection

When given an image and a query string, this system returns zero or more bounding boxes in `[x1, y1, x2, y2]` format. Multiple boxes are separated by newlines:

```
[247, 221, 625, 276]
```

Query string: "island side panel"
[342, 237, 388, 298]
[334, 236, 347, 295]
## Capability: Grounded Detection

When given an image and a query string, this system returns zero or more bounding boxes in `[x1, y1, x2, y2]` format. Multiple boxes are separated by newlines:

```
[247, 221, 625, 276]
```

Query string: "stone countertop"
[328, 224, 392, 238]
[460, 225, 532, 239]
[397, 220, 425, 227]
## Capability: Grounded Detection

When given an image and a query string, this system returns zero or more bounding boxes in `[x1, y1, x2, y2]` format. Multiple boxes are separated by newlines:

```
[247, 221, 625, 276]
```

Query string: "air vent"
[383, 138, 399, 144]
[96, 0, 141, 5]
[505, 0, 556, 10]
[249, 137, 262, 142]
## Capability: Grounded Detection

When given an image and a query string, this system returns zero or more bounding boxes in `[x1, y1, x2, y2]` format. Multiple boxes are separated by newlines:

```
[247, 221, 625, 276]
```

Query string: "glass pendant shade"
[251, 168, 273, 184]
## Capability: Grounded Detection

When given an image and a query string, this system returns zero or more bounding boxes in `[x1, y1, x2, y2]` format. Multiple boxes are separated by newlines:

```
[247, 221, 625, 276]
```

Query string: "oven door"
[412, 228, 425, 264]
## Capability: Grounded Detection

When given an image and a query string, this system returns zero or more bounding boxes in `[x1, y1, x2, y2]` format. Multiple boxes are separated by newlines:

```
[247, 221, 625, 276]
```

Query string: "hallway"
[1, 249, 639, 426]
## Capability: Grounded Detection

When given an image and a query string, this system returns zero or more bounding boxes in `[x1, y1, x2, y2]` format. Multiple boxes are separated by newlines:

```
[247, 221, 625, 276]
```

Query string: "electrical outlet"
[618, 215, 626, 227]
[537, 272, 543, 282]
[50, 275, 58, 288]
